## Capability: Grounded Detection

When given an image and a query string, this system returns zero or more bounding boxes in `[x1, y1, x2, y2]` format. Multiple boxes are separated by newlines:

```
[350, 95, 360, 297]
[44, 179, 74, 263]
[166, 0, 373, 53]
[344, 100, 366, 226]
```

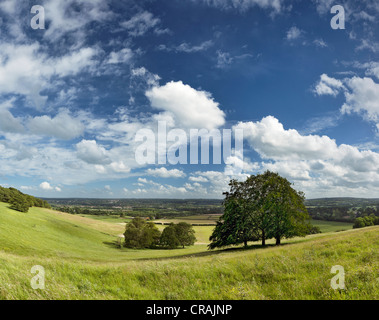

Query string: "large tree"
[175, 222, 196, 248]
[255, 171, 310, 245]
[209, 171, 311, 249]
[209, 179, 260, 249]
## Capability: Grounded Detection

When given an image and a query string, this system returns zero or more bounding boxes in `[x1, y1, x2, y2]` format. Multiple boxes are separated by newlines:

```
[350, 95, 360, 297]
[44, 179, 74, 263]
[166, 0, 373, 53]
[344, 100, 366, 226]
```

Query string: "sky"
[0, 0, 378, 199]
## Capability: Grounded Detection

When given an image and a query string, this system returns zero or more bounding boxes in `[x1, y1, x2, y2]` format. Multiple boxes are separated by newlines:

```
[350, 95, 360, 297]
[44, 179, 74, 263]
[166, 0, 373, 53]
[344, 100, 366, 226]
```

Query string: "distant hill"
[305, 197, 379, 207]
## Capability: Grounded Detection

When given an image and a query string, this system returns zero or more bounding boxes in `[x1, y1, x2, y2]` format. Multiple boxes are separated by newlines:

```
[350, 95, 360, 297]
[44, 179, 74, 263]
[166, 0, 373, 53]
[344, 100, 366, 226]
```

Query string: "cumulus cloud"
[0, 99, 24, 134]
[40, 181, 61, 192]
[146, 81, 226, 130]
[314, 72, 379, 124]
[109, 161, 131, 173]
[189, 176, 209, 182]
[53, 47, 100, 77]
[146, 167, 186, 178]
[313, 74, 345, 96]
[76, 140, 110, 165]
[235, 116, 339, 161]
[233, 116, 379, 197]
[28, 109, 85, 140]
[340, 77, 379, 121]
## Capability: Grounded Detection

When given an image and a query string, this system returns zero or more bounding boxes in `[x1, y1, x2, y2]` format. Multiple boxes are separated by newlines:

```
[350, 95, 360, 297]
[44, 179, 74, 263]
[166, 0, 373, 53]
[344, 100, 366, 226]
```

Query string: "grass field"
[311, 220, 353, 233]
[0, 202, 378, 300]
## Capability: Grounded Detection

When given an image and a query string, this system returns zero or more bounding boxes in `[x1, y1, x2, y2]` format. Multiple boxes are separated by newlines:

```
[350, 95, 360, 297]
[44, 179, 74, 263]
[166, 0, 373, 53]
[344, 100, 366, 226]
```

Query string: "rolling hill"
[0, 202, 378, 299]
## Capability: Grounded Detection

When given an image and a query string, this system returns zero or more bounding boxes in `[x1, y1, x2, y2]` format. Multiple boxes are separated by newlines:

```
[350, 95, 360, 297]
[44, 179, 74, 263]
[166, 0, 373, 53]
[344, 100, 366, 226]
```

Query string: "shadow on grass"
[103, 241, 123, 249]
[103, 235, 320, 261]
[132, 242, 299, 261]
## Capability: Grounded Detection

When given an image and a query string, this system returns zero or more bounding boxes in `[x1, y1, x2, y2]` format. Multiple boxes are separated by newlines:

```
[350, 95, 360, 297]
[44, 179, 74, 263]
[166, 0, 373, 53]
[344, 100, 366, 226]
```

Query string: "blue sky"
[0, 0, 378, 199]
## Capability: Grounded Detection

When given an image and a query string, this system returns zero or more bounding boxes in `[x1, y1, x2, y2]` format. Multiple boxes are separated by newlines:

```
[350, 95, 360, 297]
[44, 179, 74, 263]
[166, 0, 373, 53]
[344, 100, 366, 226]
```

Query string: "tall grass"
[0, 202, 378, 300]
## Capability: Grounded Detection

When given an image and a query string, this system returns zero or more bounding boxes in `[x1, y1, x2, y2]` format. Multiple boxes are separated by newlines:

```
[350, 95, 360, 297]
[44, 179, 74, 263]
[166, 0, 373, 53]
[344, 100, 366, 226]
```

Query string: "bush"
[307, 225, 322, 234]
[353, 217, 366, 229]
[353, 216, 378, 229]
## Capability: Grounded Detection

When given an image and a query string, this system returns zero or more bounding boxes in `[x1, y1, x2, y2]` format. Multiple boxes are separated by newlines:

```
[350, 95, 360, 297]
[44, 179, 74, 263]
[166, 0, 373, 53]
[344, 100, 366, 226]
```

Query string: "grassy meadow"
[0, 202, 378, 300]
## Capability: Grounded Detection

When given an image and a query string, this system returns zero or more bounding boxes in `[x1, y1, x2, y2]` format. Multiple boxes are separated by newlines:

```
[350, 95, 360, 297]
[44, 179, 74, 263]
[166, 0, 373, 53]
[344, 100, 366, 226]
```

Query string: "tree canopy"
[124, 217, 161, 249]
[124, 219, 196, 249]
[0, 186, 51, 213]
[209, 171, 311, 249]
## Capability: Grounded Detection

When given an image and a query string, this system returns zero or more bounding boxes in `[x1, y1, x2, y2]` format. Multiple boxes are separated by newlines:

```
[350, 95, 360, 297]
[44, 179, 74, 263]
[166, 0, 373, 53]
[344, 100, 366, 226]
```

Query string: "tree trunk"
[262, 230, 266, 246]
[276, 237, 281, 246]
[244, 240, 248, 247]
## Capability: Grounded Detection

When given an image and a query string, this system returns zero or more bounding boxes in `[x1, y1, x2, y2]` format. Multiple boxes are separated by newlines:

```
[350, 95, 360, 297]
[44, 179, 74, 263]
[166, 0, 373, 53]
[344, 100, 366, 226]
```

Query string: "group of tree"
[353, 215, 379, 229]
[0, 186, 51, 213]
[306, 206, 356, 222]
[123, 217, 196, 249]
[209, 171, 316, 249]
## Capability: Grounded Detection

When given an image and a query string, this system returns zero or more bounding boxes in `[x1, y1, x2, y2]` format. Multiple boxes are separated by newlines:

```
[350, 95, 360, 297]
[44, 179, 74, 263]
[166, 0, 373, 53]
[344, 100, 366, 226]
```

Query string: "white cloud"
[42, 0, 112, 41]
[366, 62, 379, 80]
[313, 39, 328, 48]
[107, 48, 134, 64]
[189, 176, 209, 182]
[215, 51, 253, 69]
[216, 51, 234, 68]
[76, 140, 110, 165]
[146, 167, 186, 178]
[235, 116, 339, 161]
[159, 41, 214, 53]
[313, 0, 334, 15]
[40, 182, 53, 191]
[0, 0, 18, 15]
[286, 26, 302, 41]
[131, 67, 161, 87]
[194, 0, 284, 13]
[340, 77, 379, 121]
[314, 71, 379, 125]
[0, 42, 100, 109]
[233, 116, 379, 197]
[53, 47, 100, 77]
[109, 161, 131, 173]
[0, 99, 24, 134]
[120, 11, 161, 37]
[313, 74, 345, 96]
[146, 81, 226, 130]
[28, 109, 85, 140]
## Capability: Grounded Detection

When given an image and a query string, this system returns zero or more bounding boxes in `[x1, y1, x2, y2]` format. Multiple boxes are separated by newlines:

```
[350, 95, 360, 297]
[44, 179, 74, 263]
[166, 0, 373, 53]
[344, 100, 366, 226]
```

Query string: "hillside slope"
[0, 202, 378, 299]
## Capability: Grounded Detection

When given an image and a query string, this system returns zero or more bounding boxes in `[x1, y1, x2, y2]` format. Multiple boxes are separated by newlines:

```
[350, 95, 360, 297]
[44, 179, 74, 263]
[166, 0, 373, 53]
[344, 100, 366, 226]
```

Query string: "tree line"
[209, 171, 317, 249]
[353, 215, 379, 229]
[0, 186, 51, 213]
[123, 217, 196, 249]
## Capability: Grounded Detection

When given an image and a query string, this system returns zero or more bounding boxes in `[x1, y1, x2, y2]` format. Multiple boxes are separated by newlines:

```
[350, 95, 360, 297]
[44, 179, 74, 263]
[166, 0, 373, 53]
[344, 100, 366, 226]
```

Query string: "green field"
[0, 202, 378, 300]
[311, 220, 353, 233]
